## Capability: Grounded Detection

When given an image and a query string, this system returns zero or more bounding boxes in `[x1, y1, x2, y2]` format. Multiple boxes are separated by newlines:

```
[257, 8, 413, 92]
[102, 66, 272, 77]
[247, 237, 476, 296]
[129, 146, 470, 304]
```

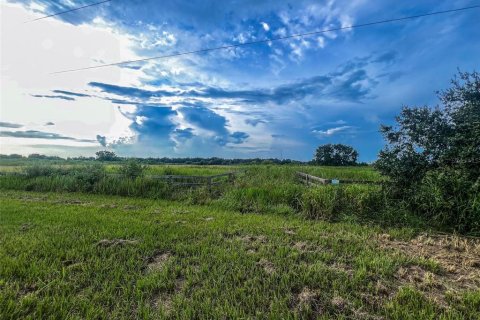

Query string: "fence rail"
[0, 170, 241, 188]
[296, 172, 330, 185]
[296, 172, 382, 186]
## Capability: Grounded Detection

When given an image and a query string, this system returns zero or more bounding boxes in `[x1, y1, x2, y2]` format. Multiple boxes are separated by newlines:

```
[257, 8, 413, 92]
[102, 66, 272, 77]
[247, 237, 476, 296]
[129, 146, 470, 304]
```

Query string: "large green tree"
[313, 144, 358, 166]
[375, 71, 480, 232]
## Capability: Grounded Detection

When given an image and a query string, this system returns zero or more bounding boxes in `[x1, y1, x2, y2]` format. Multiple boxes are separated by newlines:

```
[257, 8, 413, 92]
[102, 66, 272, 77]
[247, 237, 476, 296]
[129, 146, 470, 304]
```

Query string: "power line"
[26, 0, 113, 23]
[51, 4, 480, 74]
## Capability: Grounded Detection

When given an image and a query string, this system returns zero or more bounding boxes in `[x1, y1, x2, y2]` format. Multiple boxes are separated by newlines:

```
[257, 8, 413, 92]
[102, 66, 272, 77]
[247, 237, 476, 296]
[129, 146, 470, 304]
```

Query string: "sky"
[1, 0, 479, 161]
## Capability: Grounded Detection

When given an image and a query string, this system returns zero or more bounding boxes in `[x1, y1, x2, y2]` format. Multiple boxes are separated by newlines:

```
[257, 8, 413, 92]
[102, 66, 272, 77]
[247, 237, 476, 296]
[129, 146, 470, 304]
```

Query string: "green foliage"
[95, 150, 119, 161]
[119, 160, 146, 179]
[376, 71, 480, 233]
[313, 144, 359, 166]
[1, 191, 478, 319]
[414, 168, 480, 233]
[25, 165, 65, 177]
[301, 185, 384, 221]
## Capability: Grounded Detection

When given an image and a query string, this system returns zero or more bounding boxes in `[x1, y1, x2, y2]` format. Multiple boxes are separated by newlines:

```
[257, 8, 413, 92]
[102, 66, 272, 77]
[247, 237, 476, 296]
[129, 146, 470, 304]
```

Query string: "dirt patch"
[238, 235, 267, 244]
[152, 276, 185, 314]
[96, 239, 139, 247]
[18, 284, 37, 298]
[258, 258, 275, 274]
[100, 204, 117, 209]
[331, 295, 348, 311]
[237, 235, 268, 253]
[153, 293, 173, 314]
[19, 223, 34, 232]
[54, 199, 93, 206]
[293, 241, 309, 252]
[377, 233, 480, 306]
[172, 209, 191, 215]
[16, 195, 48, 202]
[147, 252, 172, 273]
[123, 205, 142, 211]
[203, 217, 214, 221]
[294, 287, 319, 311]
[328, 262, 355, 277]
[284, 228, 297, 235]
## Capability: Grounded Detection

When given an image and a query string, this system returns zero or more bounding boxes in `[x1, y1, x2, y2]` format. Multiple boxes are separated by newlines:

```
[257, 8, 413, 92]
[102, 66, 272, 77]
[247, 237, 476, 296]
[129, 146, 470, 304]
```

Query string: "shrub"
[119, 160, 146, 179]
[25, 165, 64, 178]
[413, 168, 480, 233]
[72, 165, 105, 192]
[376, 71, 480, 233]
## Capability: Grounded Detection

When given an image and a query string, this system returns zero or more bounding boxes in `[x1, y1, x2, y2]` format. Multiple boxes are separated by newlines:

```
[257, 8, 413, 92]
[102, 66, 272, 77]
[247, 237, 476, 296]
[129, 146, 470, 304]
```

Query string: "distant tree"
[313, 144, 359, 166]
[375, 70, 480, 232]
[0, 154, 24, 159]
[95, 150, 119, 161]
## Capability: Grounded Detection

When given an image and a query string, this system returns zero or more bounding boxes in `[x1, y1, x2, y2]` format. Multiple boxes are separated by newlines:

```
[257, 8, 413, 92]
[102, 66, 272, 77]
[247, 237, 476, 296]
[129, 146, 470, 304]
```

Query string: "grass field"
[1, 190, 479, 319]
[0, 161, 478, 319]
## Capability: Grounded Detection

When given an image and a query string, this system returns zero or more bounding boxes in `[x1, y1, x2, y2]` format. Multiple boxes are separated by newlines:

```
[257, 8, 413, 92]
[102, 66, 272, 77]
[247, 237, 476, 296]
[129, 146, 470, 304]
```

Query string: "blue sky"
[1, 0, 479, 161]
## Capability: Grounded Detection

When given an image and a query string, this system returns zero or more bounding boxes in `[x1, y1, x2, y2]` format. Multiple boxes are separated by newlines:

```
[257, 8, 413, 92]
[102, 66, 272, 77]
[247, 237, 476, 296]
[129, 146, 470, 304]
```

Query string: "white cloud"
[0, 3, 140, 156]
[260, 22, 270, 31]
[313, 126, 353, 137]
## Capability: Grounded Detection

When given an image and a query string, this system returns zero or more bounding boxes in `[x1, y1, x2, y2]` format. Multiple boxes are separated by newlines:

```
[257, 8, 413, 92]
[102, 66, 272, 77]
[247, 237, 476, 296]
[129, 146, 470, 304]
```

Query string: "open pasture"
[0, 161, 478, 319]
[1, 191, 479, 319]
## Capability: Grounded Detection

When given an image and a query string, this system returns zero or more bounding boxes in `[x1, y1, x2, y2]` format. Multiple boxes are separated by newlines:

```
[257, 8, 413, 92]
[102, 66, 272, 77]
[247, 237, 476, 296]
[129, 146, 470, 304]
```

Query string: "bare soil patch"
[100, 204, 117, 209]
[171, 209, 191, 215]
[123, 205, 142, 211]
[96, 239, 139, 247]
[258, 258, 275, 274]
[19, 223, 34, 232]
[297, 287, 318, 308]
[236, 234, 268, 254]
[377, 233, 480, 306]
[146, 252, 172, 273]
[54, 199, 93, 206]
[284, 228, 297, 235]
[152, 276, 185, 314]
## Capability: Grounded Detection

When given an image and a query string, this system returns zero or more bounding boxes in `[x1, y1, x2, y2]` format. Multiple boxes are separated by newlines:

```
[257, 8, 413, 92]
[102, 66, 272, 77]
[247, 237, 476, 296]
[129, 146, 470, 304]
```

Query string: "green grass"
[1, 191, 478, 319]
[0, 164, 424, 230]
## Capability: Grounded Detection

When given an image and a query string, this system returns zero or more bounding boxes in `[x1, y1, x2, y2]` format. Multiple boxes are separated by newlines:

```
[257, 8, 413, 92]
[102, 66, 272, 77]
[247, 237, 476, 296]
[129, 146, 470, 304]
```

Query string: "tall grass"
[0, 163, 426, 229]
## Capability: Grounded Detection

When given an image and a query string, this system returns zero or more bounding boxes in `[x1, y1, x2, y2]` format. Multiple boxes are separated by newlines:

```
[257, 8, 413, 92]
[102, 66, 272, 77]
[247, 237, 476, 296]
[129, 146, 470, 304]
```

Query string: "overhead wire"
[25, 0, 113, 23]
[50, 5, 480, 74]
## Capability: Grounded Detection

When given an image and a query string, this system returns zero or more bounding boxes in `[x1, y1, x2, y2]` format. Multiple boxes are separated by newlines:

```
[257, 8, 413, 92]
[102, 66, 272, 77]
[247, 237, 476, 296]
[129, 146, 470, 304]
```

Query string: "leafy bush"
[376, 71, 480, 233]
[25, 165, 65, 178]
[72, 165, 105, 192]
[119, 160, 146, 179]
[413, 168, 480, 233]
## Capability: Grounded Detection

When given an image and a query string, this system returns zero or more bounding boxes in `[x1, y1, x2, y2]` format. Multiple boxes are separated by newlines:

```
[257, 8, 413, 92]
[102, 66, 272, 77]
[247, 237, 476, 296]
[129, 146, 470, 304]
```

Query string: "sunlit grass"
[1, 191, 477, 319]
